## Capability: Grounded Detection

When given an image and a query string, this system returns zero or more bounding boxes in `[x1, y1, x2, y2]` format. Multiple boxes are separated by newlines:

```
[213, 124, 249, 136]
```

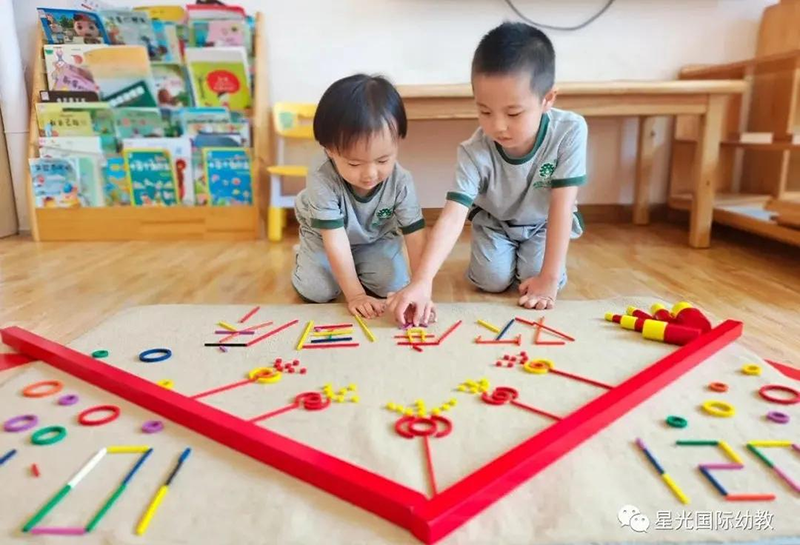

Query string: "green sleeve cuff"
[446, 191, 474, 208]
[311, 218, 345, 229]
[551, 175, 587, 188]
[401, 218, 426, 235]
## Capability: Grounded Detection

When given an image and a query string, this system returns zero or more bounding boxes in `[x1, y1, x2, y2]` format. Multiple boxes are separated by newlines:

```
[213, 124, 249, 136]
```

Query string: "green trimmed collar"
[495, 113, 550, 165]
[345, 180, 384, 203]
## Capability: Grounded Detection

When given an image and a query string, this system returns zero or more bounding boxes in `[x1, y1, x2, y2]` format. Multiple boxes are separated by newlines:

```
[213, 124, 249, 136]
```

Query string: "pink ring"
[141, 420, 164, 433]
[4, 414, 39, 432]
[766, 411, 790, 424]
[759, 384, 799, 405]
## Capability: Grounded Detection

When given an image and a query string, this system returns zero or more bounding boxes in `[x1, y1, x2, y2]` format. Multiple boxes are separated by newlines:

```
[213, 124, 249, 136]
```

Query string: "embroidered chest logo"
[532, 161, 556, 189]
[371, 207, 394, 228]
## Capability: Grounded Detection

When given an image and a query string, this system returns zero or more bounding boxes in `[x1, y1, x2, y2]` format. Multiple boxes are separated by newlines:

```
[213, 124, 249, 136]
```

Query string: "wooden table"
[398, 81, 748, 248]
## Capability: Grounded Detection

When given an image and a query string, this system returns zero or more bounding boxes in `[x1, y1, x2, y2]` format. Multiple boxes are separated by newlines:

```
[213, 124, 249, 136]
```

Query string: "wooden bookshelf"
[26, 11, 269, 242]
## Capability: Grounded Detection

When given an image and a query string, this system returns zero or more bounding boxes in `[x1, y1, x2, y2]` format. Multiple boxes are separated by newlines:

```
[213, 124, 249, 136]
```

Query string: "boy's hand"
[387, 281, 436, 326]
[518, 275, 559, 310]
[347, 294, 385, 319]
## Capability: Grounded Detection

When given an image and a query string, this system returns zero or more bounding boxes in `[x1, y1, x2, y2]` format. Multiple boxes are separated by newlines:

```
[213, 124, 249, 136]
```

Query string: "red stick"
[516, 317, 575, 342]
[238, 306, 261, 324]
[247, 320, 300, 347]
[536, 341, 566, 346]
[31, 464, 40, 477]
[397, 342, 440, 347]
[550, 369, 613, 390]
[216, 320, 275, 352]
[725, 494, 775, 501]
[436, 320, 463, 344]
[394, 334, 435, 339]
[423, 435, 438, 497]
[510, 400, 562, 421]
[249, 403, 298, 423]
[534, 318, 543, 345]
[242, 321, 275, 332]
[474, 336, 521, 345]
[314, 324, 354, 330]
[302, 343, 360, 349]
[412, 346, 424, 353]
[191, 378, 253, 400]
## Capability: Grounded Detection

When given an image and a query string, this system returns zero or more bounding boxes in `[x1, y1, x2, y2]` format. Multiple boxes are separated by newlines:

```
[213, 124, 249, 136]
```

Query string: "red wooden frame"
[1, 320, 742, 543]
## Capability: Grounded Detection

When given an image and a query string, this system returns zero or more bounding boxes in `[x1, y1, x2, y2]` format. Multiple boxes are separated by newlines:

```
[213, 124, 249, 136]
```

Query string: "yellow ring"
[157, 379, 174, 390]
[523, 359, 554, 374]
[702, 400, 736, 417]
[249, 366, 282, 384]
[741, 364, 762, 376]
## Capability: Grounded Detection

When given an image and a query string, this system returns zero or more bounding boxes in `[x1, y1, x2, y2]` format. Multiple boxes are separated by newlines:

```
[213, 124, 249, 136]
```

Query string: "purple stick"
[214, 330, 255, 335]
[698, 463, 743, 470]
[773, 465, 800, 493]
[30, 527, 86, 536]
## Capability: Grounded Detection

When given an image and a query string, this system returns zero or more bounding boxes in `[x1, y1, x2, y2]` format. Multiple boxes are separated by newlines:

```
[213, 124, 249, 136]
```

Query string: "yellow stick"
[718, 441, 743, 464]
[661, 473, 689, 504]
[108, 446, 150, 454]
[476, 320, 501, 334]
[217, 321, 237, 332]
[748, 440, 792, 448]
[136, 485, 168, 535]
[310, 330, 353, 337]
[295, 321, 314, 350]
[353, 314, 375, 342]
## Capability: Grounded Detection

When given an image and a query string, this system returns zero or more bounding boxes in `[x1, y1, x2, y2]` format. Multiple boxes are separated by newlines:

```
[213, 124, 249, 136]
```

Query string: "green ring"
[92, 350, 109, 358]
[31, 425, 67, 446]
[666, 415, 688, 428]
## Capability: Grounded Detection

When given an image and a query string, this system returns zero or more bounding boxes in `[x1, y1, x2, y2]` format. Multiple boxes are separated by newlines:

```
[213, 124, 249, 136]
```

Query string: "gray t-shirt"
[447, 108, 588, 225]
[295, 153, 425, 245]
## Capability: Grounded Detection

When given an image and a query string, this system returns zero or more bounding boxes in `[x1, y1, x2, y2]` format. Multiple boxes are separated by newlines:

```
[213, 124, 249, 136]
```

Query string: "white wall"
[13, 0, 776, 209]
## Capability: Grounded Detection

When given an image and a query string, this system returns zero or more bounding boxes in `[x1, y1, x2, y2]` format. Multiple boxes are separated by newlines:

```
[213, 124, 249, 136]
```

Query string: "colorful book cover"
[105, 81, 158, 108]
[99, 10, 163, 59]
[123, 149, 179, 206]
[134, 6, 186, 23]
[36, 102, 115, 137]
[152, 63, 192, 108]
[43, 44, 106, 92]
[112, 108, 165, 139]
[103, 156, 131, 206]
[84, 46, 158, 103]
[184, 121, 251, 147]
[192, 151, 210, 206]
[186, 5, 247, 20]
[179, 107, 230, 131]
[190, 19, 249, 49]
[38, 136, 105, 207]
[38, 8, 110, 45]
[185, 47, 251, 111]
[152, 21, 184, 62]
[123, 137, 194, 205]
[204, 147, 252, 206]
[28, 157, 82, 208]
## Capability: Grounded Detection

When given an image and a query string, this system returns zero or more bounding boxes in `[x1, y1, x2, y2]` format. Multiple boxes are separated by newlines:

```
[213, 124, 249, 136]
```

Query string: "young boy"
[292, 74, 427, 319]
[388, 22, 587, 325]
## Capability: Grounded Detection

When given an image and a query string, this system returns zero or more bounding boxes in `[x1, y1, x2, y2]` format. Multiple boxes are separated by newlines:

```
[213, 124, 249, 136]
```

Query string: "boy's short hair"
[313, 74, 408, 154]
[471, 22, 555, 98]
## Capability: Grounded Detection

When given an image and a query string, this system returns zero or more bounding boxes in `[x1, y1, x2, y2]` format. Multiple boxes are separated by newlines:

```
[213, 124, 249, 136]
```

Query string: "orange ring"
[708, 382, 728, 393]
[22, 380, 64, 398]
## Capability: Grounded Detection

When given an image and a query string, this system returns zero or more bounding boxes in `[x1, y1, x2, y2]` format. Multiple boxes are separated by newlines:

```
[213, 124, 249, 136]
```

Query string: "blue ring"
[138, 348, 172, 363]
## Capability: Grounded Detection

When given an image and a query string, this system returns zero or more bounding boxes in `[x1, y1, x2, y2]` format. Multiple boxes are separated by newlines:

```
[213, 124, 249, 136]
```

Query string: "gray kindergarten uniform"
[447, 108, 588, 292]
[293, 153, 425, 302]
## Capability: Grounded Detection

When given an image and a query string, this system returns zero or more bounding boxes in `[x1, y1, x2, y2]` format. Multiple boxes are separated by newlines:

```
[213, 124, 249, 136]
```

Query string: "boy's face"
[327, 124, 398, 196]
[473, 72, 556, 157]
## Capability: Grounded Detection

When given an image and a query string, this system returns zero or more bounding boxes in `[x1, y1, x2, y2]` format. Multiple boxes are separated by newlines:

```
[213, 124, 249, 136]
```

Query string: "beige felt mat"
[0, 298, 798, 544]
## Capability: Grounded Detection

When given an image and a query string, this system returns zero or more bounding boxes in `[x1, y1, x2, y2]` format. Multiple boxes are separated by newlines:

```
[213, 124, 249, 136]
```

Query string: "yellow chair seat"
[267, 165, 308, 177]
[281, 125, 315, 140]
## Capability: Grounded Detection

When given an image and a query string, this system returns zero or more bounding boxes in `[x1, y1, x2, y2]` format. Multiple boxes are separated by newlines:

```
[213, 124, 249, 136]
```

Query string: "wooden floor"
[0, 222, 798, 363]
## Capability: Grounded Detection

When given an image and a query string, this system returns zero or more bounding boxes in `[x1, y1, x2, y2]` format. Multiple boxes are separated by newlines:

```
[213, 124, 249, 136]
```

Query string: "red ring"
[394, 415, 454, 439]
[295, 392, 330, 411]
[758, 384, 799, 405]
[408, 418, 437, 437]
[481, 386, 519, 405]
[395, 415, 416, 438]
[431, 416, 453, 438]
[78, 405, 121, 426]
[708, 382, 729, 392]
[22, 380, 64, 398]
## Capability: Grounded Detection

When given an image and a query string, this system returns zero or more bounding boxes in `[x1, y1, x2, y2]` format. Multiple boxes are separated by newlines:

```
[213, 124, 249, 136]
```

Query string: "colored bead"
[350, 396, 359, 403]
[741, 364, 762, 376]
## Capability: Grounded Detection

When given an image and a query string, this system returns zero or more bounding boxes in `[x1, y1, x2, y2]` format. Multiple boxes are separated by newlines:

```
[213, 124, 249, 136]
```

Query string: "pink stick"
[773, 465, 800, 492]
[314, 324, 354, 330]
[30, 527, 86, 536]
[436, 320, 463, 344]
[302, 343, 360, 349]
[249, 403, 298, 423]
[247, 320, 300, 347]
[191, 378, 253, 400]
[241, 321, 275, 332]
[515, 317, 575, 342]
[551, 369, 613, 390]
[423, 435, 438, 497]
[699, 463, 744, 470]
[510, 400, 562, 421]
[238, 306, 260, 323]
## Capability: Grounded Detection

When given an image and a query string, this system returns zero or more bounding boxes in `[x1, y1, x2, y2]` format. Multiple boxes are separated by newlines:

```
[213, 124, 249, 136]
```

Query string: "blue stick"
[495, 319, 514, 341]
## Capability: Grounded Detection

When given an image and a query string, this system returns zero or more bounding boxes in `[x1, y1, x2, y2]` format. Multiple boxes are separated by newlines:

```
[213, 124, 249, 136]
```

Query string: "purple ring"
[58, 394, 80, 406]
[4, 414, 39, 432]
[141, 420, 164, 434]
[766, 411, 790, 424]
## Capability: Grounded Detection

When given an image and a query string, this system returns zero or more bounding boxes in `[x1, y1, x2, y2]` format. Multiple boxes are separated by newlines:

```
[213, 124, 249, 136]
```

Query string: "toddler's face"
[327, 124, 398, 196]
[473, 72, 555, 157]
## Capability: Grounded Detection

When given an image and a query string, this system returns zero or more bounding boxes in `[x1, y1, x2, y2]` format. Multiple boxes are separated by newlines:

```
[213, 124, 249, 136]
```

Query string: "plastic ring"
[766, 411, 790, 424]
[91, 350, 109, 358]
[702, 400, 736, 417]
[708, 382, 728, 392]
[78, 405, 120, 426]
[139, 348, 172, 363]
[408, 418, 437, 437]
[666, 415, 688, 428]
[3, 414, 39, 432]
[22, 380, 64, 398]
[31, 425, 67, 446]
[141, 420, 164, 434]
[523, 359, 554, 374]
[248, 367, 282, 384]
[741, 364, 762, 376]
[57, 394, 80, 406]
[758, 384, 799, 405]
[157, 379, 174, 390]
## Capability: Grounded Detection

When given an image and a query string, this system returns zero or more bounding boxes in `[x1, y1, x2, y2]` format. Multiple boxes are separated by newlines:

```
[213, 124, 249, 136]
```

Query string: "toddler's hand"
[387, 281, 436, 326]
[518, 275, 559, 310]
[347, 294, 385, 319]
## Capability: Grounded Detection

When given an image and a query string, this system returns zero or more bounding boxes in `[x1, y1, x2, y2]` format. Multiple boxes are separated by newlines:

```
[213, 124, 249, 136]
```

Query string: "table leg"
[689, 96, 725, 248]
[633, 116, 657, 225]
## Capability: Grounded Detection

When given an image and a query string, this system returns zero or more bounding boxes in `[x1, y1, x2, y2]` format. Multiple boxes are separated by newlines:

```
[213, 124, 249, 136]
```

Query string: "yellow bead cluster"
[385, 396, 456, 417]
[323, 382, 359, 403]
[457, 377, 490, 394]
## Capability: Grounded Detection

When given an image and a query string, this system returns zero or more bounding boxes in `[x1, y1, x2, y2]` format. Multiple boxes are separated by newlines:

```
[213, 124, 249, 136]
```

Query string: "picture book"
[38, 136, 105, 207]
[36, 102, 115, 137]
[134, 5, 186, 23]
[40, 90, 100, 103]
[28, 157, 82, 208]
[123, 137, 194, 205]
[152, 20, 184, 62]
[38, 8, 110, 45]
[186, 5, 247, 20]
[179, 107, 231, 130]
[84, 46, 158, 103]
[192, 152, 210, 206]
[112, 108, 165, 139]
[103, 156, 131, 206]
[105, 81, 158, 108]
[152, 63, 192, 108]
[99, 10, 161, 59]
[185, 47, 252, 111]
[184, 121, 251, 147]
[123, 149, 179, 206]
[43, 44, 105, 92]
[203, 147, 253, 206]
[190, 19, 249, 49]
